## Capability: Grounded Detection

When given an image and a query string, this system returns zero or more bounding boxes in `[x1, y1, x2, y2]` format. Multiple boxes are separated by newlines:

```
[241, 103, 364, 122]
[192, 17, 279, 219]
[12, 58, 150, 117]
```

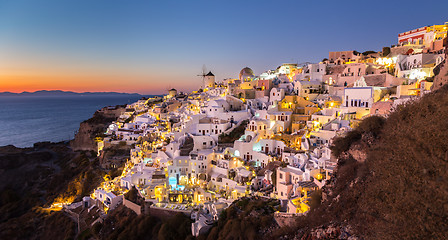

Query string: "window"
[203, 142, 206, 145]
[279, 173, 283, 179]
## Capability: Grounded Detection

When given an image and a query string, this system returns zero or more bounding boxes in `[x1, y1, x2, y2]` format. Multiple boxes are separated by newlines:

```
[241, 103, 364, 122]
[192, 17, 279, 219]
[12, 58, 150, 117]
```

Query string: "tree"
[382, 47, 391, 57]
[362, 50, 376, 55]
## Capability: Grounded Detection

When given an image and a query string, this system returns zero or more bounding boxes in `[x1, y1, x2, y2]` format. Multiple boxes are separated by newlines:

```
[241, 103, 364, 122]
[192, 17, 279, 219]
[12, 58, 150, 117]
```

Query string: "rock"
[70, 106, 125, 151]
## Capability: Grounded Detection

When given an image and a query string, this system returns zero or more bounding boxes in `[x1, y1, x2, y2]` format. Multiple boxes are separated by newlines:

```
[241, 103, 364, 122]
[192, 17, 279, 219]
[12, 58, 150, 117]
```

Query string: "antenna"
[197, 64, 207, 89]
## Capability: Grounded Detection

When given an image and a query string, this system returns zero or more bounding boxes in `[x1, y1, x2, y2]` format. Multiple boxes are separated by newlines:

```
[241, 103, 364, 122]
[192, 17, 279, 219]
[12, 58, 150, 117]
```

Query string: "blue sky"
[0, 0, 447, 94]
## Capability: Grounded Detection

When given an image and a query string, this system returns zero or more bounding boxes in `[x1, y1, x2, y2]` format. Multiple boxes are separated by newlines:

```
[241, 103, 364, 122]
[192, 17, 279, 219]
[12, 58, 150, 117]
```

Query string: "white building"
[343, 87, 373, 108]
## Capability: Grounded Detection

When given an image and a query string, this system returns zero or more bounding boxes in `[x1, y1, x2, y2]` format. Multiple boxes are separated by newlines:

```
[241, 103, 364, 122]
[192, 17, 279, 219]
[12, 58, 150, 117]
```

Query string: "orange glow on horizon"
[0, 73, 199, 95]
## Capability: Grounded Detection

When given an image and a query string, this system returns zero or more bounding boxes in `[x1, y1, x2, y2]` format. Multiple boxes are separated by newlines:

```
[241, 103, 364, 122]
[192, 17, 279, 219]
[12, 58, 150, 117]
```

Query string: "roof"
[297, 181, 318, 188]
[327, 65, 346, 74]
[234, 185, 246, 193]
[299, 80, 321, 86]
[363, 74, 387, 87]
[206, 71, 215, 76]
[280, 165, 304, 175]
[237, 167, 252, 177]
[239, 67, 254, 79]
[198, 149, 214, 155]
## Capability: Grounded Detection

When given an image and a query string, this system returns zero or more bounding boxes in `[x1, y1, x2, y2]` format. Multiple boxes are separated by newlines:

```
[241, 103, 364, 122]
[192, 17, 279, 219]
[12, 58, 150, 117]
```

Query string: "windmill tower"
[197, 65, 207, 90]
[204, 71, 215, 89]
[197, 65, 215, 89]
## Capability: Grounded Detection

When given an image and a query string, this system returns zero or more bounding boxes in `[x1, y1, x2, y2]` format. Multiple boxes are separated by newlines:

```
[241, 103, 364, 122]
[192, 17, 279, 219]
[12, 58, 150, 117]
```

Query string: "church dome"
[239, 67, 254, 80]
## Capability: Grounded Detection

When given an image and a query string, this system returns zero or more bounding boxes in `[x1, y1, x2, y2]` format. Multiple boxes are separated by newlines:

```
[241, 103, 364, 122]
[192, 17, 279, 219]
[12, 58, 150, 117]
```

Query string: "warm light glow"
[375, 57, 397, 67]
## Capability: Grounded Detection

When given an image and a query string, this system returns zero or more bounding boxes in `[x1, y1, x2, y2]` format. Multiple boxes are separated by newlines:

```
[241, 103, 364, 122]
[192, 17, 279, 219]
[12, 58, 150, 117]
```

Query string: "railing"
[274, 212, 303, 218]
[65, 201, 83, 210]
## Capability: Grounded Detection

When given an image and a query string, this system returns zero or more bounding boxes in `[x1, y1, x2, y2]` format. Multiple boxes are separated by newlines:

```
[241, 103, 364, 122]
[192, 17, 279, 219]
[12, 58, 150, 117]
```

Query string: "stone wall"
[123, 198, 142, 215]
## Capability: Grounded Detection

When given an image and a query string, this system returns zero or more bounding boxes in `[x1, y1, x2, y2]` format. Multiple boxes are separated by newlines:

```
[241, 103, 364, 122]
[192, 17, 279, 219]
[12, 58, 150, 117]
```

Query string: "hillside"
[70, 105, 125, 151]
[432, 49, 448, 91]
[0, 107, 128, 239]
[0, 142, 102, 239]
[287, 84, 448, 239]
[3, 84, 448, 240]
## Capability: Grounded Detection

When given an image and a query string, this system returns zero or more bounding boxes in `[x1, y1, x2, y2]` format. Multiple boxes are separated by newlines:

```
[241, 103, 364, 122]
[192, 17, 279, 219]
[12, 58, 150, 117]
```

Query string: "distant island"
[0, 90, 143, 97]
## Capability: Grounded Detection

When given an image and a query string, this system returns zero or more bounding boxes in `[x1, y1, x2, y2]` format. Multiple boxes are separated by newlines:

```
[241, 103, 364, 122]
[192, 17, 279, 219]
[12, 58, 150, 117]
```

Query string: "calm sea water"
[0, 96, 144, 147]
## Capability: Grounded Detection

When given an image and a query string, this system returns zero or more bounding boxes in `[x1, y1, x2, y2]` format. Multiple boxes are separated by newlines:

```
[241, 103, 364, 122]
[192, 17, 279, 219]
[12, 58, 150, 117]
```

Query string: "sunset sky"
[1, 0, 447, 95]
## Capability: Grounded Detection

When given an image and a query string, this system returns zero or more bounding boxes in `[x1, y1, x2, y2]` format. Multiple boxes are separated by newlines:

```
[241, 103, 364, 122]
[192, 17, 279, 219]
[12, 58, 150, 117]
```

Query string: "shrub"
[330, 115, 385, 157]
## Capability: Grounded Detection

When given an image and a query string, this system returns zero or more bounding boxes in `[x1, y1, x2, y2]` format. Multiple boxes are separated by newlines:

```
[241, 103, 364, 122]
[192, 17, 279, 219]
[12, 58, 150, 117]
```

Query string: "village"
[60, 21, 447, 236]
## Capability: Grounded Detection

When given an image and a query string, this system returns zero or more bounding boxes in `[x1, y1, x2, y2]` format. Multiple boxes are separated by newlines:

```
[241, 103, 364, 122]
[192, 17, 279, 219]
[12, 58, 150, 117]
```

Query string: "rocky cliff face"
[70, 106, 125, 151]
[1, 105, 126, 239]
[289, 86, 448, 240]
[431, 41, 448, 91]
[0, 142, 102, 239]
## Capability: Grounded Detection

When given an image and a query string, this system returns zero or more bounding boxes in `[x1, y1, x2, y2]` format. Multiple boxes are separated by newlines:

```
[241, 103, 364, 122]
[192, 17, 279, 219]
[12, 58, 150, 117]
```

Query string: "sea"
[0, 95, 145, 148]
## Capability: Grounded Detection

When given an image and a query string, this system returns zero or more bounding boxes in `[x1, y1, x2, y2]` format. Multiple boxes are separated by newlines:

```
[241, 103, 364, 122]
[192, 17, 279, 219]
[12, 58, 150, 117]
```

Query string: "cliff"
[0, 142, 103, 239]
[70, 105, 125, 151]
[431, 39, 448, 91]
[0, 104, 127, 239]
[287, 84, 448, 239]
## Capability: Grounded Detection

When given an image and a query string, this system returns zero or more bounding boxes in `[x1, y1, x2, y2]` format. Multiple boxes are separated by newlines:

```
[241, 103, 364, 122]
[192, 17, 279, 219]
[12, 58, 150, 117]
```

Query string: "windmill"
[197, 65, 207, 89]
[165, 84, 172, 93]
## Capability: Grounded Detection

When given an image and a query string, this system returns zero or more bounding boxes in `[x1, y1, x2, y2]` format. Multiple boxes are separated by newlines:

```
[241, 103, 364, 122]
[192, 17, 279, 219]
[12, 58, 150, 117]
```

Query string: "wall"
[123, 198, 142, 215]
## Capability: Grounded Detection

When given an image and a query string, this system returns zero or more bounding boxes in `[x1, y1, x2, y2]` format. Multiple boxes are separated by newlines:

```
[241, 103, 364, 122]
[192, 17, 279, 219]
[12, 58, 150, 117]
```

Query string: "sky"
[0, 0, 447, 95]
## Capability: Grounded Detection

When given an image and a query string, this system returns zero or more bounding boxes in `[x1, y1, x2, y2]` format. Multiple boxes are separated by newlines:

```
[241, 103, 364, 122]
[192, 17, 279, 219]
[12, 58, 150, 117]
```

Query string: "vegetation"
[0, 107, 126, 239]
[330, 115, 385, 158]
[124, 186, 144, 204]
[362, 50, 376, 55]
[382, 47, 391, 57]
[96, 206, 192, 240]
[218, 120, 249, 143]
[0, 143, 103, 239]
[289, 85, 448, 239]
[198, 197, 280, 240]
[84, 110, 118, 125]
